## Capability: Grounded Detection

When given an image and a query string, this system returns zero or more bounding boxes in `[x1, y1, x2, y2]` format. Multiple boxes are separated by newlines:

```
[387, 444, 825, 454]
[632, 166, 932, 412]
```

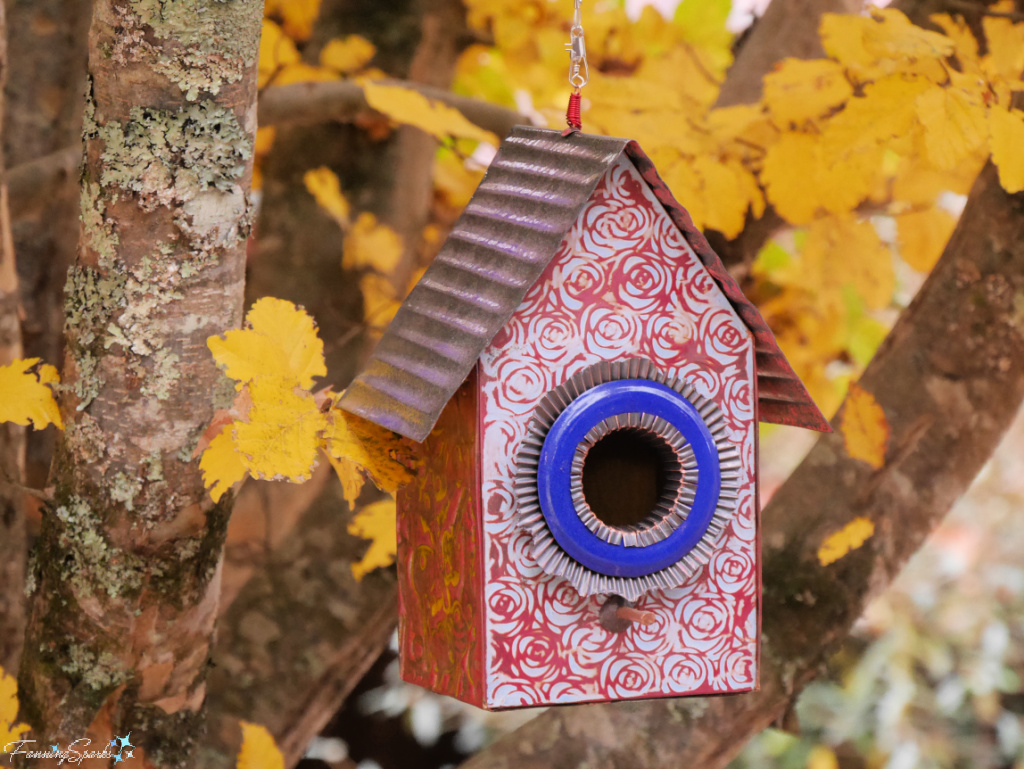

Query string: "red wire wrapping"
[563, 91, 582, 134]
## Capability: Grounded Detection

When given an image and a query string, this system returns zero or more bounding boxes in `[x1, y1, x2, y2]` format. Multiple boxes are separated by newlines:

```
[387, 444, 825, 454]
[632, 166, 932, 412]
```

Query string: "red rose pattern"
[478, 155, 758, 706]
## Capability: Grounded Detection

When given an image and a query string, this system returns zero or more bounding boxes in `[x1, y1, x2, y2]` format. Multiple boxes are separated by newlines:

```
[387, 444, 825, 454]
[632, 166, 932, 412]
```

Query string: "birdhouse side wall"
[477, 154, 759, 708]
[396, 366, 485, 706]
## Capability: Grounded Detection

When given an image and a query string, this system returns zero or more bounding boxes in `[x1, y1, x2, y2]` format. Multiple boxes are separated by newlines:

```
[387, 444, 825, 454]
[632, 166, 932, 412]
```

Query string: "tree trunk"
[17, 1, 263, 764]
[0, 0, 25, 673]
[462, 160, 1024, 769]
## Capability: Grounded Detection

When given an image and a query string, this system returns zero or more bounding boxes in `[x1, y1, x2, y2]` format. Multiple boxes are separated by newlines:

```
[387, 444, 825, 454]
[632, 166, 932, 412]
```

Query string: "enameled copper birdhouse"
[339, 126, 830, 710]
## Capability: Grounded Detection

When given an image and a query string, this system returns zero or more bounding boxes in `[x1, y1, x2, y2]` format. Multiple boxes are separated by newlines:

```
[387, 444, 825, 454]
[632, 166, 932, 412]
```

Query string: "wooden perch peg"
[599, 594, 655, 633]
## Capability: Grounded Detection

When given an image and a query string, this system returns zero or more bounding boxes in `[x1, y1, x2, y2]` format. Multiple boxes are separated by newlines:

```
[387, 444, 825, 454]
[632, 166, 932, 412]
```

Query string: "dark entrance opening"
[581, 429, 680, 529]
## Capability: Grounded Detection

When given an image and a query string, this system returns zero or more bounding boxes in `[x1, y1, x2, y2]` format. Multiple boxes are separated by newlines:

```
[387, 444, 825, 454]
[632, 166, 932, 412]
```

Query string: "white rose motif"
[663, 653, 712, 693]
[613, 255, 674, 313]
[699, 309, 750, 365]
[546, 680, 599, 704]
[506, 528, 543, 578]
[552, 255, 606, 312]
[490, 354, 551, 415]
[483, 480, 516, 533]
[561, 623, 622, 677]
[719, 646, 757, 691]
[541, 577, 589, 628]
[677, 593, 737, 656]
[581, 194, 656, 253]
[489, 682, 540, 708]
[671, 362, 723, 401]
[599, 655, 662, 698]
[723, 375, 755, 423]
[487, 578, 536, 636]
[511, 629, 562, 680]
[582, 307, 641, 358]
[728, 486, 757, 543]
[622, 605, 674, 656]
[527, 313, 583, 366]
[644, 314, 697, 365]
[709, 548, 755, 595]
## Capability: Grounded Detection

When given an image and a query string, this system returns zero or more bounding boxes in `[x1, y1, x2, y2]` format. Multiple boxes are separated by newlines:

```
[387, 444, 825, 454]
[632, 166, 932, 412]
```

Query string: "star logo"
[113, 755, 124, 764]
[116, 733, 135, 751]
[124, 750, 134, 759]
[51, 745, 59, 752]
[110, 739, 118, 748]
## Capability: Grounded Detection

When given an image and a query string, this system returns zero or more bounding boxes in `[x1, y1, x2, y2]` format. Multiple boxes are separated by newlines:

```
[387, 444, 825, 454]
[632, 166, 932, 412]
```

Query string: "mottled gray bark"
[17, 1, 263, 765]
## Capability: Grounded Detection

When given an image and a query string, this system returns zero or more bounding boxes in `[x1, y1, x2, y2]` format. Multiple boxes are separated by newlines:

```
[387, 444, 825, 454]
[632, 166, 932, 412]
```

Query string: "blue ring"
[536, 379, 721, 577]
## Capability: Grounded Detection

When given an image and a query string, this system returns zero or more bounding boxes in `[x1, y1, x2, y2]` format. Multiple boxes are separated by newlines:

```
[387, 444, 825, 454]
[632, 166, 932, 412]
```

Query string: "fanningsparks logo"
[4, 733, 136, 764]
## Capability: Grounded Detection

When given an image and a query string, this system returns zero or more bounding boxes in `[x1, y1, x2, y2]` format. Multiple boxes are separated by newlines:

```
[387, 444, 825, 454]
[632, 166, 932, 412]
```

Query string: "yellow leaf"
[0, 358, 63, 430]
[763, 133, 884, 226]
[763, 58, 852, 126]
[896, 207, 956, 272]
[349, 498, 397, 580]
[690, 156, 763, 239]
[200, 428, 248, 503]
[325, 408, 417, 494]
[320, 35, 376, 74]
[208, 297, 327, 390]
[981, 13, 1024, 85]
[258, 20, 300, 88]
[818, 516, 875, 566]
[361, 81, 499, 146]
[304, 167, 350, 228]
[358, 273, 401, 329]
[237, 722, 284, 769]
[807, 745, 840, 769]
[807, 217, 894, 309]
[915, 82, 988, 170]
[989, 107, 1024, 194]
[841, 383, 889, 469]
[233, 377, 328, 483]
[326, 453, 366, 511]
[820, 10, 953, 82]
[0, 666, 29, 750]
[264, 0, 321, 42]
[343, 213, 403, 274]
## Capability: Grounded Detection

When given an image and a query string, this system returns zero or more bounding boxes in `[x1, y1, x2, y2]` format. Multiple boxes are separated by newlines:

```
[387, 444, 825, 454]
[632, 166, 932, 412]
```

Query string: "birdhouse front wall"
[477, 154, 759, 708]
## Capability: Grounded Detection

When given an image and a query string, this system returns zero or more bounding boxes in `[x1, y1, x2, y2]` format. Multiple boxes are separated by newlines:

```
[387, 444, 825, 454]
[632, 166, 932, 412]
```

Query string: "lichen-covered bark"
[17, 1, 263, 763]
[0, 0, 26, 672]
[462, 160, 1024, 769]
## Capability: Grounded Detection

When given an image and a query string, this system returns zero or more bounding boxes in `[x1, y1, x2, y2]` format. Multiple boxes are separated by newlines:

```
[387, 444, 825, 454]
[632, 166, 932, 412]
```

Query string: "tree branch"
[201, 483, 399, 769]
[462, 160, 1024, 769]
[6, 79, 528, 226]
[258, 78, 529, 138]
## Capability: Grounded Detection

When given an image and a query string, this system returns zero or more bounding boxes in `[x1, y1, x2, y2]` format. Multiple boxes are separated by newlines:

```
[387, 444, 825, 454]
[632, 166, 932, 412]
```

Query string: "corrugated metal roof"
[340, 126, 830, 441]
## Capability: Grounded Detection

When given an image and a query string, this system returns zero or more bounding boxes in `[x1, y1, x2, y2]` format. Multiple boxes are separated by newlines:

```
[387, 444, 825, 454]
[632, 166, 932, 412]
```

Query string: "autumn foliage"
[2, 0, 1024, 760]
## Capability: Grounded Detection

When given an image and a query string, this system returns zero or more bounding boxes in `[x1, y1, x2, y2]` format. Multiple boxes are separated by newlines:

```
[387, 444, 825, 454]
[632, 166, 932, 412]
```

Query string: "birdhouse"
[339, 126, 830, 710]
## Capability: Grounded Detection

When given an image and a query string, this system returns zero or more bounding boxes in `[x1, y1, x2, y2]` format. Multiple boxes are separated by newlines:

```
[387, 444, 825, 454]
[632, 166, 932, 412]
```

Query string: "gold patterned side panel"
[396, 365, 484, 705]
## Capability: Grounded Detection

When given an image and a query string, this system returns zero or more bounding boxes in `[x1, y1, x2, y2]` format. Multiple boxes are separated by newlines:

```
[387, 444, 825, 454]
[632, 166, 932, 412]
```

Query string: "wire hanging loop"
[564, 0, 588, 134]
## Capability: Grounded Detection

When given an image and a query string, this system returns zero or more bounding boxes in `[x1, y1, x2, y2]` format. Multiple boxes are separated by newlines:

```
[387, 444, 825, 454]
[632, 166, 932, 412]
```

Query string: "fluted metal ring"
[513, 357, 741, 600]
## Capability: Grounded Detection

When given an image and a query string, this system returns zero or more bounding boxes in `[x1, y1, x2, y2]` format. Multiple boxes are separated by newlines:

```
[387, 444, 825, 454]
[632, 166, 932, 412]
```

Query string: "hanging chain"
[567, 0, 589, 91]
[563, 0, 588, 133]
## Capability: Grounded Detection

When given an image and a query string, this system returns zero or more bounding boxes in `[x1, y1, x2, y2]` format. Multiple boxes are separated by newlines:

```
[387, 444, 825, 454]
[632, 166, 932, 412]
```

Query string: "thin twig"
[942, 0, 1024, 19]
[0, 477, 53, 503]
